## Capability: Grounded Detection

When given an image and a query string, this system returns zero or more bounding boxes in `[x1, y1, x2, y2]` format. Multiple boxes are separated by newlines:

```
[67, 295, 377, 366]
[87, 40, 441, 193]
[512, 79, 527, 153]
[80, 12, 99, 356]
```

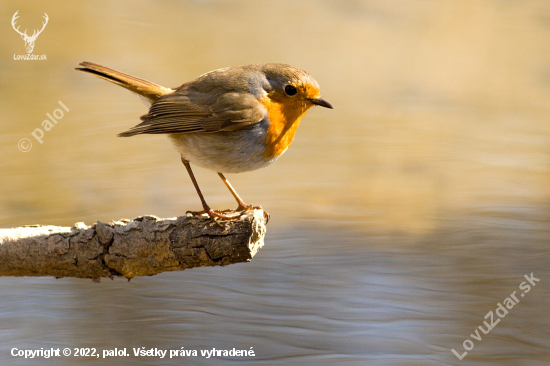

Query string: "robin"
[75, 62, 332, 222]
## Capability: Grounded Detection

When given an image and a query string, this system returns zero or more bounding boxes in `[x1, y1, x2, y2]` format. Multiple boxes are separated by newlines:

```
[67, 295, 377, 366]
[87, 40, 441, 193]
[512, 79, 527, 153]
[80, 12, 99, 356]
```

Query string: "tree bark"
[0, 210, 266, 281]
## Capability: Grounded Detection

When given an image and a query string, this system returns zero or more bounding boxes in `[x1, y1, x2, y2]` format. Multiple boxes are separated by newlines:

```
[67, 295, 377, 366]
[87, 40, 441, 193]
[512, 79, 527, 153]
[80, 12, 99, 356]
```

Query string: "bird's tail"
[75, 61, 173, 105]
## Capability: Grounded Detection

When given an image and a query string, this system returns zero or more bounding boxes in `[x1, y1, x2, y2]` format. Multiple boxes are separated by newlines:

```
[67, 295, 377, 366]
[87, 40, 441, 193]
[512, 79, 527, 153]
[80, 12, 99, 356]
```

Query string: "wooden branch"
[0, 210, 266, 281]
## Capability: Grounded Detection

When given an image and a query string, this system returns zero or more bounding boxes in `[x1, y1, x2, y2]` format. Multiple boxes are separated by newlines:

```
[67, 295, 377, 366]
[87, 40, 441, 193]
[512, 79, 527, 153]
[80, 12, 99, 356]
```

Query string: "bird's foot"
[187, 205, 269, 225]
[186, 208, 241, 229]
[186, 208, 241, 220]
[236, 204, 270, 223]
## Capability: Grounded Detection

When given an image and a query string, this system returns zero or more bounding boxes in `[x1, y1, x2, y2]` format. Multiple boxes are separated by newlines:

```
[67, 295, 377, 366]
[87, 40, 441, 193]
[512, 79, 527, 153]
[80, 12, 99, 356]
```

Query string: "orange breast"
[260, 96, 308, 160]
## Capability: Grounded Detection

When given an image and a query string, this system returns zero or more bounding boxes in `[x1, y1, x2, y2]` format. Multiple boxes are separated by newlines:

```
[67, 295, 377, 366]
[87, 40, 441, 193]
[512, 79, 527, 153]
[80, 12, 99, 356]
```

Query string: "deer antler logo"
[12, 11, 49, 54]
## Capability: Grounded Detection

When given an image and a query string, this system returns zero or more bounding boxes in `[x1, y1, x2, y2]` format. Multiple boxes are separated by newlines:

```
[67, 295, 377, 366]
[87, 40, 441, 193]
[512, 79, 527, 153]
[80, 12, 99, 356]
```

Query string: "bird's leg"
[181, 158, 236, 221]
[217, 172, 248, 210]
[217, 172, 270, 222]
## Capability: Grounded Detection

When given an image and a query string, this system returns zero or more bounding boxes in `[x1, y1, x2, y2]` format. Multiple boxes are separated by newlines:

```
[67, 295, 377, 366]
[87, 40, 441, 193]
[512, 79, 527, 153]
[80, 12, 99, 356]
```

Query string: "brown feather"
[123, 84, 266, 136]
[74, 62, 173, 104]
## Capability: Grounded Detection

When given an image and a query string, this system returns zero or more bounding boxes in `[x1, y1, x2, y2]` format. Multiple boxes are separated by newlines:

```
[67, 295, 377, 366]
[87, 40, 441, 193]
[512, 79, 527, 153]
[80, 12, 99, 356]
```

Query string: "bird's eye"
[284, 85, 297, 96]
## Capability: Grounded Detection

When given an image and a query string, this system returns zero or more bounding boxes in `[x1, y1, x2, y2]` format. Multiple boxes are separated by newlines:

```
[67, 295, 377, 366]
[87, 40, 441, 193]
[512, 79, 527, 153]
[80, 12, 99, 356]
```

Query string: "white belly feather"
[168, 120, 278, 173]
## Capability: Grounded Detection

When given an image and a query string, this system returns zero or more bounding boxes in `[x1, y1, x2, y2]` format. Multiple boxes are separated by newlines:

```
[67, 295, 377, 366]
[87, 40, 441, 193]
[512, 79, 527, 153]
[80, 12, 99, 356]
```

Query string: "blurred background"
[1, 0, 549, 365]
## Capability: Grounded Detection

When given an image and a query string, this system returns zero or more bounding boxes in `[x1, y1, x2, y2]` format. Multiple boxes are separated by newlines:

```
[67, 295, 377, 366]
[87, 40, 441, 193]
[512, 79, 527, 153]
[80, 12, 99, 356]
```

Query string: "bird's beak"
[308, 97, 333, 109]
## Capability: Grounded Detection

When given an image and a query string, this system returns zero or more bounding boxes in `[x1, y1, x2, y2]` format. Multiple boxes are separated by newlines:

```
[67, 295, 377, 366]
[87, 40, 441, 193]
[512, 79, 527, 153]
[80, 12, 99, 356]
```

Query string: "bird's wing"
[118, 87, 266, 137]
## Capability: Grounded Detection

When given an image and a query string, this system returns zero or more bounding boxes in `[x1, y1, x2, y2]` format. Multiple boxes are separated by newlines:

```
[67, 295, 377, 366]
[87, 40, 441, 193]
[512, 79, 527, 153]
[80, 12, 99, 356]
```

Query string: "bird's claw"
[186, 208, 239, 220]
[236, 204, 270, 223]
[187, 205, 270, 224]
[186, 208, 241, 229]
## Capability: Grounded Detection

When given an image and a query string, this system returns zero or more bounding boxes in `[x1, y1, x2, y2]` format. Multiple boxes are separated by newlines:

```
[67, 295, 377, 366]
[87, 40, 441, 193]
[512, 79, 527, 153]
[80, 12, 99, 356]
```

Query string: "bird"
[75, 62, 332, 223]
